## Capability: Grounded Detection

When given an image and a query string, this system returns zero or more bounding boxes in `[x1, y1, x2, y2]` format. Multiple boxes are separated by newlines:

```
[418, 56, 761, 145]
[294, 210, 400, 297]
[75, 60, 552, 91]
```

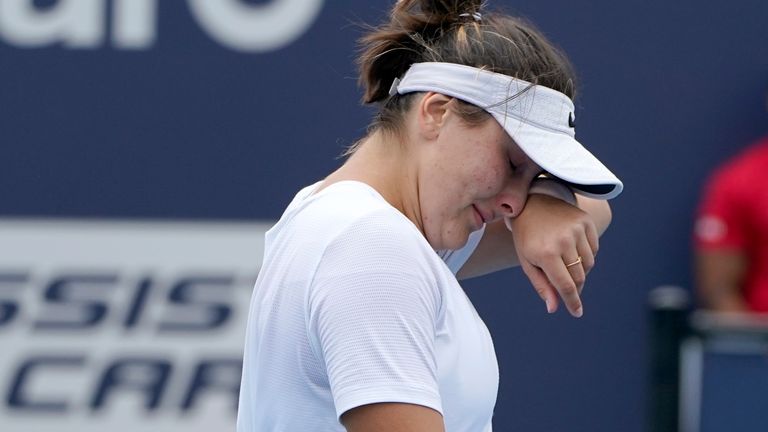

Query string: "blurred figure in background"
[693, 92, 768, 313]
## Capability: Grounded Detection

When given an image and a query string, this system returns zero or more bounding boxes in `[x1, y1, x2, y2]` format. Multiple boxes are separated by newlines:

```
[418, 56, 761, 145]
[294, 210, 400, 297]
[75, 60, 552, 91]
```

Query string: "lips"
[472, 204, 487, 227]
[476, 205, 492, 223]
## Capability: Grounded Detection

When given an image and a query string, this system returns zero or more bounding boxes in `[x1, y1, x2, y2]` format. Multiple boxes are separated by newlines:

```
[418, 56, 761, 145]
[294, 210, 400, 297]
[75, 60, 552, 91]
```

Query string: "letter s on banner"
[187, 0, 324, 52]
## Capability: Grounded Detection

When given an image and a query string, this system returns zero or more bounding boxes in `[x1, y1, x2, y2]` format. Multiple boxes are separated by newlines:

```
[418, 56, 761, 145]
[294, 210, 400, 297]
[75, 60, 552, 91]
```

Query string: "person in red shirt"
[694, 133, 768, 312]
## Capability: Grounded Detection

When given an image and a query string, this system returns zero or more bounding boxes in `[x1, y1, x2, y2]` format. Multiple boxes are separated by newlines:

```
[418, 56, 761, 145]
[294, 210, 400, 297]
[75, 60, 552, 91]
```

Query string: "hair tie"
[458, 12, 482, 22]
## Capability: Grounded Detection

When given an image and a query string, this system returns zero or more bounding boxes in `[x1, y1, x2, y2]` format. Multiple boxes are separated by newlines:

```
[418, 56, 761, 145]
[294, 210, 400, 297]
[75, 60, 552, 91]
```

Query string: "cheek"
[469, 135, 510, 194]
[469, 159, 506, 195]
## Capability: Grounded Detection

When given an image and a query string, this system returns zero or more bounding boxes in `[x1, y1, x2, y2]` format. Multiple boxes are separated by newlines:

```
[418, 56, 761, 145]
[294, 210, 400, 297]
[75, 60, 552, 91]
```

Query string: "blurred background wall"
[1, 1, 767, 431]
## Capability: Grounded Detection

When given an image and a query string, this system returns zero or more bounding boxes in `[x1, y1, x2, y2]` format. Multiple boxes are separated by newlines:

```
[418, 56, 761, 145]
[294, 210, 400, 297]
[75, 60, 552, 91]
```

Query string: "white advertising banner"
[0, 219, 271, 432]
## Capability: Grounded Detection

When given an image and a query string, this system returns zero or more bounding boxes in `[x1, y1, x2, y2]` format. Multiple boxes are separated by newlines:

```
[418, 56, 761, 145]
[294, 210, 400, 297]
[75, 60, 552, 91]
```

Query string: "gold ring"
[565, 256, 582, 268]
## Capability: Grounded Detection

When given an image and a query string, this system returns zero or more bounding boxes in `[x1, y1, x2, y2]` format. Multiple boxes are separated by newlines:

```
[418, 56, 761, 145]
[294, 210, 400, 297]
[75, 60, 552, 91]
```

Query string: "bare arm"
[342, 403, 445, 432]
[695, 249, 749, 312]
[576, 194, 613, 236]
[457, 194, 612, 279]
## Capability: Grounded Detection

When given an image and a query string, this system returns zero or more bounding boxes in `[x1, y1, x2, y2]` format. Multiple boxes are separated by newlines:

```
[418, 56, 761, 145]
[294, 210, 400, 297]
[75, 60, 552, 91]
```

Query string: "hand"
[505, 194, 599, 317]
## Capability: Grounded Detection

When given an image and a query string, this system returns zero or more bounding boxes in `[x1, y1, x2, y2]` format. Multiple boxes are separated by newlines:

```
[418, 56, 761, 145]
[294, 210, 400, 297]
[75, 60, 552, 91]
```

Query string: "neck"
[326, 129, 424, 234]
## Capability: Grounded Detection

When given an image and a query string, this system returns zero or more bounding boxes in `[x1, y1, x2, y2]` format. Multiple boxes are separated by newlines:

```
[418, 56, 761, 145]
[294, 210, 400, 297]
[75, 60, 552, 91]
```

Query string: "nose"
[494, 177, 529, 218]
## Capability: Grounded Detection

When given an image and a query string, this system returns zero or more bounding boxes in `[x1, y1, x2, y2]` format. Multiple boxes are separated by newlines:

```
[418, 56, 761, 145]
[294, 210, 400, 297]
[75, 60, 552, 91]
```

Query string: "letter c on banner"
[187, 0, 324, 52]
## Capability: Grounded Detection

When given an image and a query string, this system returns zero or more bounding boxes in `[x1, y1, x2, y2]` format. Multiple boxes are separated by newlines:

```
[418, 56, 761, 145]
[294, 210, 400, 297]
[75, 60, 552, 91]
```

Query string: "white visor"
[390, 62, 623, 199]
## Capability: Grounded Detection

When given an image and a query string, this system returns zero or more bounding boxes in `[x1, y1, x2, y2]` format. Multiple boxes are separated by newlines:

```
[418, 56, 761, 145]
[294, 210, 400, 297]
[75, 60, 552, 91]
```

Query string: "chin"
[435, 232, 471, 251]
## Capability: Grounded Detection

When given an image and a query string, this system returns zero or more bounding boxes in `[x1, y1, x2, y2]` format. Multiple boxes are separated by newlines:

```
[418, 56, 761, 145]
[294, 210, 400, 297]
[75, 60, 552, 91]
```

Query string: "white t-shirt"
[237, 181, 499, 431]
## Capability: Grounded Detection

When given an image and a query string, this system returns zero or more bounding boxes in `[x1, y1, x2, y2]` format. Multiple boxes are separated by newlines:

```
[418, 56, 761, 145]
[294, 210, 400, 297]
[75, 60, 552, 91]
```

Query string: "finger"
[542, 255, 583, 317]
[577, 237, 595, 276]
[574, 234, 597, 295]
[565, 253, 587, 295]
[520, 260, 560, 314]
[584, 220, 599, 258]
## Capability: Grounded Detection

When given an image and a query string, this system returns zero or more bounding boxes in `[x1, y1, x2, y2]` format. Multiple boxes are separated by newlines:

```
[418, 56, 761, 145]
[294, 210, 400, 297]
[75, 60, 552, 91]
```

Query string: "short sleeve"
[306, 212, 444, 420]
[436, 225, 486, 274]
[694, 166, 747, 250]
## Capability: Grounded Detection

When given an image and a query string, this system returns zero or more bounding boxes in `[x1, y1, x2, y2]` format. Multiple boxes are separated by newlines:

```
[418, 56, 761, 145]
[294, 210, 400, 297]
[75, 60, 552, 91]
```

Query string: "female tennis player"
[237, 1, 623, 431]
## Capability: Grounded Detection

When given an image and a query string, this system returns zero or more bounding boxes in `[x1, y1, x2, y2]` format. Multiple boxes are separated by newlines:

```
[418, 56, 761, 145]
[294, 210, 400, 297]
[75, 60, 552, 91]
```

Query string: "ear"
[416, 92, 453, 140]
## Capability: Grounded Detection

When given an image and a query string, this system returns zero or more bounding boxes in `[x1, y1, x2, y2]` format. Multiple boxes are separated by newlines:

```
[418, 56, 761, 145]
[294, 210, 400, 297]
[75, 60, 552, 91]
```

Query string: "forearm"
[695, 251, 749, 312]
[700, 289, 749, 312]
[458, 192, 612, 279]
[526, 179, 612, 236]
[575, 195, 612, 236]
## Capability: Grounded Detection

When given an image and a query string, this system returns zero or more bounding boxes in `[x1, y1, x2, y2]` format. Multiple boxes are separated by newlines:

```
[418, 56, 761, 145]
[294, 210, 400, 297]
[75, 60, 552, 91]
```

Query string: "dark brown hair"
[356, 0, 577, 138]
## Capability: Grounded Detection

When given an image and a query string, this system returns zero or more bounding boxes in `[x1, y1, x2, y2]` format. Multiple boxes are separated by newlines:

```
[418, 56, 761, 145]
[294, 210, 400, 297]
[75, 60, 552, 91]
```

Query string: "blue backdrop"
[2, 1, 768, 430]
